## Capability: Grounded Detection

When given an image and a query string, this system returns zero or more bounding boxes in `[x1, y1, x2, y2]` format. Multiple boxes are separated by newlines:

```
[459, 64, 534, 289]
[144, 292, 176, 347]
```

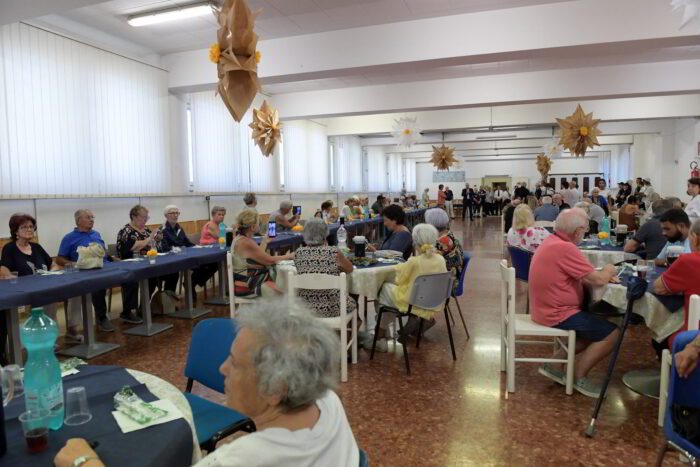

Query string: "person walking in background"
[437, 184, 446, 209]
[461, 183, 472, 220]
[444, 185, 455, 219]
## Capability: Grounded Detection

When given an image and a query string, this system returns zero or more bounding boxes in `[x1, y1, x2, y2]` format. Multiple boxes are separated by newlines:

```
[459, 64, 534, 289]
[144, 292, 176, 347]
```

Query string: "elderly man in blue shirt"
[56, 209, 114, 333]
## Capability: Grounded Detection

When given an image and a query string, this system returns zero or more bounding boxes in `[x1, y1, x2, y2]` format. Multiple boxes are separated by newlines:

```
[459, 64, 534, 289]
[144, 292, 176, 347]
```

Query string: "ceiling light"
[128, 2, 212, 27]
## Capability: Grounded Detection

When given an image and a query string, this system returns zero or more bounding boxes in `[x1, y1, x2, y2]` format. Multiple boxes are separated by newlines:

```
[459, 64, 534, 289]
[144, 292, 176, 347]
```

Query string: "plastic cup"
[9, 271, 18, 284]
[64, 386, 92, 426]
[19, 409, 50, 453]
[3, 364, 23, 399]
[64, 262, 75, 274]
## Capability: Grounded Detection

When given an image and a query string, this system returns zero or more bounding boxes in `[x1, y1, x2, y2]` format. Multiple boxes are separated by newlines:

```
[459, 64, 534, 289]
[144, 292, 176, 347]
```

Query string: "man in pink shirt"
[529, 208, 620, 397]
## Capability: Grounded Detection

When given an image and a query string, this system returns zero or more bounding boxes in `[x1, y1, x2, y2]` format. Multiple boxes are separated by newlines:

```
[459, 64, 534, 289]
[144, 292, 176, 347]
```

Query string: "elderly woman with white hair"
[293, 218, 356, 318]
[506, 204, 550, 253]
[425, 208, 464, 291]
[54, 300, 362, 467]
[373, 223, 447, 350]
[270, 200, 300, 232]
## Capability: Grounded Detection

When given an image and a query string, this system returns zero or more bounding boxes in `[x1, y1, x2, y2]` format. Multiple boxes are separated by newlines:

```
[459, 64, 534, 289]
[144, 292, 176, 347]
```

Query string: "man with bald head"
[529, 208, 620, 397]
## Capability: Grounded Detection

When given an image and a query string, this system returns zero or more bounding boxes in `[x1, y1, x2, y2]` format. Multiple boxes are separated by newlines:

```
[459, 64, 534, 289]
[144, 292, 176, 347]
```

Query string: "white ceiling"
[35, 0, 576, 55]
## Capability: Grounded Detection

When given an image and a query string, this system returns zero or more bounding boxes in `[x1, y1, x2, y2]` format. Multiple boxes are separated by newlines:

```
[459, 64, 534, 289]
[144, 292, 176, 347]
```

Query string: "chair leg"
[654, 440, 668, 467]
[340, 315, 348, 383]
[415, 318, 424, 348]
[396, 315, 411, 375]
[370, 308, 383, 360]
[444, 304, 457, 361]
[453, 297, 470, 340]
[659, 350, 671, 427]
[565, 332, 576, 395]
[107, 288, 112, 314]
[447, 306, 455, 327]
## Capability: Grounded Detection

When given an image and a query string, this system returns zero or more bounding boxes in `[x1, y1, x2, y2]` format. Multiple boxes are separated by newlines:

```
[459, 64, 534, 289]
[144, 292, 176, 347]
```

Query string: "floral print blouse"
[506, 226, 550, 253]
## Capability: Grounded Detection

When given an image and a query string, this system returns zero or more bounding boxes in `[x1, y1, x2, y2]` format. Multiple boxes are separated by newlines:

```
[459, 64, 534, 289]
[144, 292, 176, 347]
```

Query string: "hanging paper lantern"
[671, 0, 700, 28]
[536, 153, 553, 183]
[556, 104, 602, 157]
[249, 100, 282, 157]
[391, 117, 420, 148]
[430, 144, 457, 171]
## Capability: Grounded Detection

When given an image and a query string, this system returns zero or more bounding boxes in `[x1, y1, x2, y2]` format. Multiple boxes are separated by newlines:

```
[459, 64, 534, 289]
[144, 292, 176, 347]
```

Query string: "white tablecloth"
[129, 369, 202, 464]
[580, 249, 640, 268]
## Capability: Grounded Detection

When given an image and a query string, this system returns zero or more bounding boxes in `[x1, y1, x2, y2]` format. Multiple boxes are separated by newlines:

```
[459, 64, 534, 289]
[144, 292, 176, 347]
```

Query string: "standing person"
[570, 180, 581, 203]
[371, 195, 384, 215]
[560, 181, 576, 208]
[494, 186, 506, 215]
[421, 188, 430, 207]
[535, 183, 543, 200]
[444, 185, 455, 219]
[437, 184, 446, 209]
[482, 187, 492, 217]
[503, 196, 522, 233]
[635, 177, 644, 196]
[243, 192, 257, 209]
[686, 177, 700, 224]
[461, 184, 471, 220]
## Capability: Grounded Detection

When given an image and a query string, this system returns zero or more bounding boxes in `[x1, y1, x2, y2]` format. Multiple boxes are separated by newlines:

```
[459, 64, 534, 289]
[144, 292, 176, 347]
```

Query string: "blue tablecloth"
[2, 365, 193, 467]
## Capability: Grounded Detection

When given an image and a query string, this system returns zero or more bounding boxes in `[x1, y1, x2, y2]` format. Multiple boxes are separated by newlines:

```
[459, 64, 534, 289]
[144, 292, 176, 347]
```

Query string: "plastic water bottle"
[337, 217, 347, 249]
[600, 216, 611, 246]
[219, 222, 227, 249]
[20, 308, 64, 430]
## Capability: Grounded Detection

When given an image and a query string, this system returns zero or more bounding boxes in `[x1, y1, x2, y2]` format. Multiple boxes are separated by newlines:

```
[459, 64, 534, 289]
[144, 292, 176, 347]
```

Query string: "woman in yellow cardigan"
[372, 223, 447, 352]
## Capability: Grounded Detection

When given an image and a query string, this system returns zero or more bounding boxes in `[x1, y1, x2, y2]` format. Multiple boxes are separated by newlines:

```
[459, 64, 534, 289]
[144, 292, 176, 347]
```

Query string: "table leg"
[123, 280, 173, 336]
[622, 368, 660, 399]
[168, 269, 211, 319]
[58, 294, 120, 359]
[204, 260, 230, 306]
[6, 307, 22, 365]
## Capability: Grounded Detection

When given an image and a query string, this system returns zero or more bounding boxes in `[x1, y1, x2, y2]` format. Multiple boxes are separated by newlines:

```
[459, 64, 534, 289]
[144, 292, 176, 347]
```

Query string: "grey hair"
[554, 208, 588, 236]
[235, 298, 339, 412]
[302, 218, 328, 246]
[412, 223, 438, 257]
[542, 195, 553, 204]
[425, 208, 449, 231]
[243, 192, 256, 206]
[665, 197, 683, 209]
[280, 200, 293, 210]
[163, 204, 178, 216]
[73, 209, 92, 223]
[652, 198, 674, 216]
[574, 202, 590, 214]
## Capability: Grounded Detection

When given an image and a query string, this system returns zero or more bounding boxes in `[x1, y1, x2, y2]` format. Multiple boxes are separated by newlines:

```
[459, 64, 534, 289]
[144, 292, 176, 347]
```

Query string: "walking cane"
[584, 275, 648, 437]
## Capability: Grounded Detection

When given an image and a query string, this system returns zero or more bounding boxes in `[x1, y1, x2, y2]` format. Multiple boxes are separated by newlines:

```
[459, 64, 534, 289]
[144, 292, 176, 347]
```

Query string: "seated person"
[160, 205, 218, 302]
[425, 208, 464, 292]
[590, 188, 609, 215]
[293, 219, 356, 318]
[502, 196, 522, 233]
[533, 196, 559, 222]
[56, 209, 113, 333]
[321, 200, 337, 224]
[54, 300, 361, 467]
[618, 195, 641, 231]
[367, 205, 413, 260]
[654, 208, 691, 267]
[371, 195, 385, 215]
[581, 198, 606, 226]
[552, 193, 570, 212]
[675, 330, 700, 378]
[507, 204, 550, 253]
[529, 208, 620, 398]
[624, 198, 673, 259]
[231, 209, 293, 296]
[269, 201, 300, 233]
[200, 206, 228, 245]
[653, 219, 700, 349]
[375, 224, 447, 351]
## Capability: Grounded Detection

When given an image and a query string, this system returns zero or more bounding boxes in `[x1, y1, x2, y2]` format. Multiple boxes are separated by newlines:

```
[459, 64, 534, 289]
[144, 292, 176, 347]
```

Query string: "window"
[186, 106, 195, 190]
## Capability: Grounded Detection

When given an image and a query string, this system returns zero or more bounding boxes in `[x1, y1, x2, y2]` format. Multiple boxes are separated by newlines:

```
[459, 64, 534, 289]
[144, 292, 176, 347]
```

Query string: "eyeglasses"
[18, 225, 36, 231]
[167, 211, 180, 215]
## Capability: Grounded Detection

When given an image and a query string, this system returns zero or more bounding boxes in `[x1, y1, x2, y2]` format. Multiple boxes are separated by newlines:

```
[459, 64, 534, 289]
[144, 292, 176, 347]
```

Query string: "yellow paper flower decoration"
[209, 43, 221, 64]
[556, 104, 602, 157]
[255, 50, 261, 64]
[249, 99, 283, 157]
[430, 144, 457, 171]
[536, 153, 553, 183]
[146, 249, 158, 257]
[597, 232, 609, 240]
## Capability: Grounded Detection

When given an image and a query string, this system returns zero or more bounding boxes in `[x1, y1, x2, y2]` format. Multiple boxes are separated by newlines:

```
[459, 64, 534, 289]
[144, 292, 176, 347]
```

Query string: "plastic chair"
[287, 271, 358, 382]
[655, 330, 700, 466]
[450, 252, 472, 340]
[659, 295, 700, 426]
[226, 251, 258, 319]
[370, 272, 455, 375]
[359, 448, 369, 467]
[507, 246, 534, 313]
[183, 318, 255, 452]
[499, 260, 576, 394]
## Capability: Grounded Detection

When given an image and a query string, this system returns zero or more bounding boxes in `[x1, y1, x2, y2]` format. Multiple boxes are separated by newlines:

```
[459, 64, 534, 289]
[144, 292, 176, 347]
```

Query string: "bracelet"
[73, 456, 99, 467]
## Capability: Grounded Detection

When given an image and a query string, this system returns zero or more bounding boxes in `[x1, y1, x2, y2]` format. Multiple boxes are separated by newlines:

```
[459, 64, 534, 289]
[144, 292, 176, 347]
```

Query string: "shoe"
[65, 328, 84, 343]
[397, 316, 421, 343]
[120, 310, 143, 324]
[362, 337, 388, 353]
[98, 317, 115, 332]
[574, 377, 603, 398]
[538, 363, 565, 385]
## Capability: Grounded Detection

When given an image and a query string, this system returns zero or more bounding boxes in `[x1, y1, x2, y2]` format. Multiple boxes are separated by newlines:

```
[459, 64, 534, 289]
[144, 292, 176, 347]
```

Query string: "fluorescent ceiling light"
[128, 2, 211, 27]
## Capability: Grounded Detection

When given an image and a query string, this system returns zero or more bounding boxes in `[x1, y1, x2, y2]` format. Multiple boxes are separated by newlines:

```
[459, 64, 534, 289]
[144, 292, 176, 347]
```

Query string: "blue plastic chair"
[184, 318, 255, 452]
[507, 246, 534, 313]
[359, 448, 369, 467]
[655, 330, 700, 466]
[450, 252, 472, 340]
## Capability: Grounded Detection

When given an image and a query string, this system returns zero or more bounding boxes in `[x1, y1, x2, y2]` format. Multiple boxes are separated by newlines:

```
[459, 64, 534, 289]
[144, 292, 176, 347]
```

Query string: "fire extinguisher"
[692, 161, 700, 178]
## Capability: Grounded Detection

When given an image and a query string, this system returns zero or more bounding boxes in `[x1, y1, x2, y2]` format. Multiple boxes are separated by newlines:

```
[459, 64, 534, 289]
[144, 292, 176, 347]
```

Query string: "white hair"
[554, 208, 588, 236]
[235, 298, 339, 412]
[280, 200, 293, 210]
[73, 209, 92, 223]
[163, 204, 179, 216]
[412, 223, 439, 256]
[574, 202, 590, 214]
[302, 218, 328, 246]
[424, 208, 449, 231]
[542, 196, 553, 204]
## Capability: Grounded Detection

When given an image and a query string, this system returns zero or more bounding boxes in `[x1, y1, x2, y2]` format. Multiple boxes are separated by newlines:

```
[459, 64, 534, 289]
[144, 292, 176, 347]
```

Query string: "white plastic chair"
[287, 271, 357, 382]
[226, 252, 257, 319]
[534, 220, 555, 228]
[659, 294, 700, 426]
[500, 260, 576, 395]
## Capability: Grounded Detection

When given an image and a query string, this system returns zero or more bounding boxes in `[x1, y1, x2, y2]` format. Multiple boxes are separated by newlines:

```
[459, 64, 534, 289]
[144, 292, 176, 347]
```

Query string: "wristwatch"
[73, 456, 98, 467]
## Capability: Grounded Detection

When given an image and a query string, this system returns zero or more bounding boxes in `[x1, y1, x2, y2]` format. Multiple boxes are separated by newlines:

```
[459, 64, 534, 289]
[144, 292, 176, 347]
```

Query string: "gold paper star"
[556, 104, 602, 157]
[249, 100, 282, 157]
[430, 144, 457, 171]
[536, 153, 553, 182]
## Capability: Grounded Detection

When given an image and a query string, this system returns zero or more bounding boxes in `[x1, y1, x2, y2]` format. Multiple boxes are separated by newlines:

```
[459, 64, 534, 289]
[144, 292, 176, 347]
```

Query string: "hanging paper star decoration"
[430, 144, 457, 171]
[213, 0, 260, 122]
[249, 100, 282, 157]
[391, 117, 420, 148]
[542, 137, 564, 158]
[536, 153, 553, 183]
[556, 104, 602, 157]
[671, 0, 700, 28]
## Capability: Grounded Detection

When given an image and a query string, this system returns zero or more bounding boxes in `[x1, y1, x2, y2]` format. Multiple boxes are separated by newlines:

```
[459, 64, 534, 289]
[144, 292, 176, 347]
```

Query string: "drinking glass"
[64, 386, 92, 426]
[9, 271, 18, 284]
[19, 409, 50, 453]
[64, 262, 75, 274]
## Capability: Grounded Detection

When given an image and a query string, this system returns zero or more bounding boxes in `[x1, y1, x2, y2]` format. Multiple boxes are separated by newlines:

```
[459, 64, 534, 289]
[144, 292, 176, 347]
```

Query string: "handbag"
[671, 403, 700, 444]
[76, 243, 105, 270]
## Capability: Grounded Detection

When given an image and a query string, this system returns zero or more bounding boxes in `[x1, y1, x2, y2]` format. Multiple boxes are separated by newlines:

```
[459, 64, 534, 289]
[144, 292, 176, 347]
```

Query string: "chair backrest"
[184, 318, 237, 393]
[106, 243, 118, 258]
[287, 271, 347, 317]
[259, 213, 270, 227]
[533, 220, 554, 228]
[454, 252, 472, 297]
[227, 251, 236, 317]
[499, 259, 516, 324]
[407, 272, 453, 309]
[689, 294, 700, 331]
[507, 246, 533, 282]
[188, 231, 201, 245]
